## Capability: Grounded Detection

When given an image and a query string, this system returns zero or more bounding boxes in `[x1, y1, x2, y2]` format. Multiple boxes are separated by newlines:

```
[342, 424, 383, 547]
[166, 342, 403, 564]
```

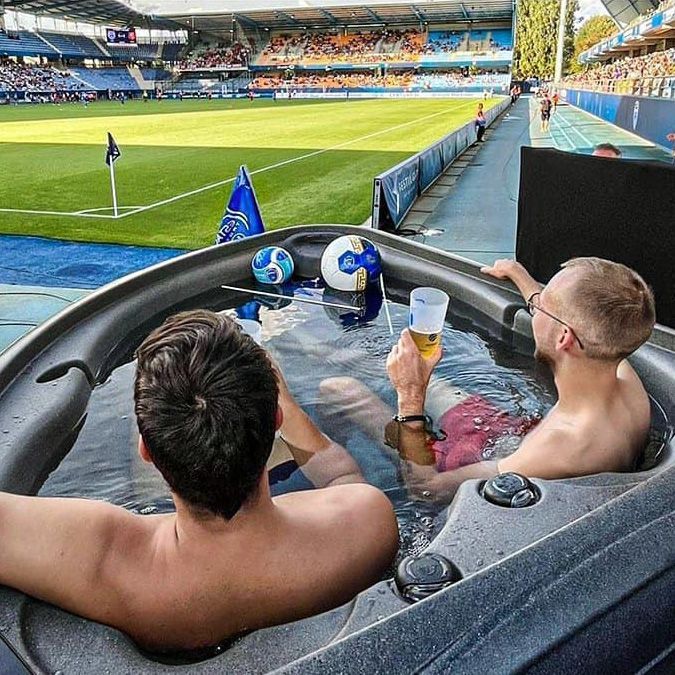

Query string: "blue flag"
[216, 166, 265, 244]
[105, 132, 120, 166]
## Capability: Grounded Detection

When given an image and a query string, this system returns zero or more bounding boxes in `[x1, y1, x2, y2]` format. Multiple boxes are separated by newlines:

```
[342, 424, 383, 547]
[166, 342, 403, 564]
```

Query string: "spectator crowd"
[179, 42, 251, 69]
[248, 70, 509, 91]
[0, 60, 73, 92]
[564, 48, 675, 88]
[258, 29, 425, 65]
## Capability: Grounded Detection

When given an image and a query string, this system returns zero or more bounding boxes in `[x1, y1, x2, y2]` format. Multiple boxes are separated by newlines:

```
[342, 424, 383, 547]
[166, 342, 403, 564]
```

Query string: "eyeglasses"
[526, 292, 585, 350]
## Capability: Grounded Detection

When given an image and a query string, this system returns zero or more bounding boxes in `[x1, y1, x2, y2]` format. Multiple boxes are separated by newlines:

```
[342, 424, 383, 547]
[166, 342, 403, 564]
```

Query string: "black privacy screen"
[516, 147, 675, 328]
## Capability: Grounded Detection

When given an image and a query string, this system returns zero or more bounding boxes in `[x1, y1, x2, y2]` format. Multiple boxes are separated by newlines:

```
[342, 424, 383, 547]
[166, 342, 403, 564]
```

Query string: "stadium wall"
[371, 97, 511, 229]
[561, 88, 675, 152]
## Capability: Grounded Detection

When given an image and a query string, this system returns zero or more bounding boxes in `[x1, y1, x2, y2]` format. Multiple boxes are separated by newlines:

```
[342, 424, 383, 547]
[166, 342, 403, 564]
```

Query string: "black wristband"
[392, 414, 428, 425]
[392, 414, 447, 441]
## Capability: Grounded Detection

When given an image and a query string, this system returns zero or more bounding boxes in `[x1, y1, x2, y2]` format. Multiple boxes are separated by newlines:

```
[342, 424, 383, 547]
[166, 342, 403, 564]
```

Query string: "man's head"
[592, 143, 622, 159]
[530, 257, 655, 364]
[134, 310, 279, 520]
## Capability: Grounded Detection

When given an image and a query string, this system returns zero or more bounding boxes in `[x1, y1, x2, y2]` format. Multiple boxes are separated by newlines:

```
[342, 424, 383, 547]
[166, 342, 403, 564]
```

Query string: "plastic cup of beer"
[236, 318, 262, 345]
[409, 287, 449, 358]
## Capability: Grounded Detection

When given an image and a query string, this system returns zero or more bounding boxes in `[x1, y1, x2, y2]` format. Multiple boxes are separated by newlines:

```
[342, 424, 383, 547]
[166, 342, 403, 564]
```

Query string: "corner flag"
[216, 165, 265, 244]
[105, 132, 121, 166]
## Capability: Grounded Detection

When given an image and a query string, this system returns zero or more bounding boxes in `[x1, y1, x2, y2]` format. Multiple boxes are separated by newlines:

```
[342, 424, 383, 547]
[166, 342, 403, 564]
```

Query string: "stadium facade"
[0, 1, 516, 100]
[561, 0, 674, 150]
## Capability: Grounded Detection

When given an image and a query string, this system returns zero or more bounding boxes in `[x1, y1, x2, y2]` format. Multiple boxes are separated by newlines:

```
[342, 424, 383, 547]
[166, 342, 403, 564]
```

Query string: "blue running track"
[0, 234, 186, 288]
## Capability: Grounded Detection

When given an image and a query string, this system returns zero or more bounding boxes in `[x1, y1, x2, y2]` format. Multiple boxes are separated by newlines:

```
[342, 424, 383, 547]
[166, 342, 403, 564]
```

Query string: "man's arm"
[0, 493, 127, 624]
[385, 328, 443, 464]
[275, 364, 364, 487]
[400, 459, 499, 502]
[480, 259, 542, 301]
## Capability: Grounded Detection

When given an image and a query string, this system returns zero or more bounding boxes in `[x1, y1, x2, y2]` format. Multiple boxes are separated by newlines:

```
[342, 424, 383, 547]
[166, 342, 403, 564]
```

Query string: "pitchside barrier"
[561, 88, 675, 152]
[371, 97, 511, 230]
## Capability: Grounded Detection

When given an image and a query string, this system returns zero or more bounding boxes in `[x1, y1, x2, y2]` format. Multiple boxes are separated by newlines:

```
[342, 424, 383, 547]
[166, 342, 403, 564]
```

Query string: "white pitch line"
[74, 205, 144, 215]
[116, 99, 479, 219]
[0, 99, 482, 221]
[0, 207, 118, 219]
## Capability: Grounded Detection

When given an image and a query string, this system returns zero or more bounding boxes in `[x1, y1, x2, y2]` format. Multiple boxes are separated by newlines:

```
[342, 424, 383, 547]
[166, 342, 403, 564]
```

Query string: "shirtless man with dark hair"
[0, 311, 398, 652]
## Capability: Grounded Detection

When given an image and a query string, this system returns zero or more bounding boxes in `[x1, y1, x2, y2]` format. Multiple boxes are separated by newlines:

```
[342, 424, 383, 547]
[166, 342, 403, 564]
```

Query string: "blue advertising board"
[565, 89, 675, 151]
[372, 98, 510, 229]
[419, 145, 443, 192]
[379, 159, 420, 226]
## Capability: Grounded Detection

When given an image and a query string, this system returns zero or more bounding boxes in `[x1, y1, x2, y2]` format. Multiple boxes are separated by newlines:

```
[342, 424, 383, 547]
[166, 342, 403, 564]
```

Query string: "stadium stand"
[565, 49, 675, 85]
[39, 32, 106, 59]
[248, 26, 512, 67]
[569, 0, 675, 99]
[105, 42, 161, 61]
[424, 29, 512, 54]
[161, 42, 185, 62]
[69, 67, 140, 91]
[0, 61, 74, 92]
[563, 49, 675, 97]
[248, 71, 510, 92]
[141, 68, 173, 81]
[255, 29, 425, 65]
[0, 30, 56, 57]
[179, 42, 250, 69]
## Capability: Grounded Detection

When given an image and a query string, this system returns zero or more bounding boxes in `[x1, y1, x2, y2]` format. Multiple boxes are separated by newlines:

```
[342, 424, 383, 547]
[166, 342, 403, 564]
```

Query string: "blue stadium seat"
[69, 67, 141, 91]
[40, 32, 106, 58]
[0, 31, 57, 57]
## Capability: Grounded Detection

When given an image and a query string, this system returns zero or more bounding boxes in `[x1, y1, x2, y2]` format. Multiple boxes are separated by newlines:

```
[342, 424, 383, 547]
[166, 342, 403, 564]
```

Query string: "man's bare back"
[1, 483, 395, 651]
[0, 311, 399, 652]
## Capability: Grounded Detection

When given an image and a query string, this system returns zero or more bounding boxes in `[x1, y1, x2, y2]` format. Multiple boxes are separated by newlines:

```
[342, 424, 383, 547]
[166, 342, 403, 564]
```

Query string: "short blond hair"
[559, 257, 655, 360]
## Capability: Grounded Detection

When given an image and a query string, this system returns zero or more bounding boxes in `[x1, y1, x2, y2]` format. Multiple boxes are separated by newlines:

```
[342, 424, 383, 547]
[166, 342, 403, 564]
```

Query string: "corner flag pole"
[109, 159, 119, 218]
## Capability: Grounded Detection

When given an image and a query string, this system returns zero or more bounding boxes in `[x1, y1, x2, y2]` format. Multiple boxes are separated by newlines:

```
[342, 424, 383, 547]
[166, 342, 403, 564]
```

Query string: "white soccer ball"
[320, 235, 381, 292]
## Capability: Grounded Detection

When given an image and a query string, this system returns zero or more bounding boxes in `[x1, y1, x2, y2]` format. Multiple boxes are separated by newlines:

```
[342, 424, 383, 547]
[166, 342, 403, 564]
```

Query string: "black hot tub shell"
[0, 226, 673, 674]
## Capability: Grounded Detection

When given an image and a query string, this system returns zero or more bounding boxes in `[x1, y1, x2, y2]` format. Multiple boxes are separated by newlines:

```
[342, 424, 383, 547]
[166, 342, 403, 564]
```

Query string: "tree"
[513, 0, 579, 80]
[569, 15, 617, 73]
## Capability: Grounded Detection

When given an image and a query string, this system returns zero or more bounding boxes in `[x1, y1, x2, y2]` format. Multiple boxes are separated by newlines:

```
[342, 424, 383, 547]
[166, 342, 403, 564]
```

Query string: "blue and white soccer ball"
[320, 235, 381, 292]
[251, 246, 295, 285]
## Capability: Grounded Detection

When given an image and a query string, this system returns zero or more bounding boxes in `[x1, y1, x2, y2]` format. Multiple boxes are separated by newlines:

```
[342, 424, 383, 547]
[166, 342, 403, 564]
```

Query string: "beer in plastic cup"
[409, 287, 449, 358]
[236, 318, 262, 345]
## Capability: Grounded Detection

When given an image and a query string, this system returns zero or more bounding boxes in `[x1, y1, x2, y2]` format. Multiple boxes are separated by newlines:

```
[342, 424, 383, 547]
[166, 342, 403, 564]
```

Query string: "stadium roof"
[2, 1, 515, 31]
[1, 0, 180, 28]
[158, 1, 515, 32]
[600, 0, 660, 28]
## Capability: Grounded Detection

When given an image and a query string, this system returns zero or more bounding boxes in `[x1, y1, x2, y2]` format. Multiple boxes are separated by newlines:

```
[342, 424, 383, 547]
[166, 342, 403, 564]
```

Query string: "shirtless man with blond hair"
[0, 311, 398, 652]
[322, 257, 656, 500]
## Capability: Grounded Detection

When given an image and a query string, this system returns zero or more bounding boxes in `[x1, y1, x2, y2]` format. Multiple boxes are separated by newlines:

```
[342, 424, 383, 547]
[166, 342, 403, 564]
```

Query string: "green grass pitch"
[0, 97, 500, 249]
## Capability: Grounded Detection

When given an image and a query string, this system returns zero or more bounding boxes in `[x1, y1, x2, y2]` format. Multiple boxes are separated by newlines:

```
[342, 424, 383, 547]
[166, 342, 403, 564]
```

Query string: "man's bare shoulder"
[499, 425, 586, 479]
[274, 484, 398, 572]
[0, 493, 151, 623]
[275, 483, 394, 527]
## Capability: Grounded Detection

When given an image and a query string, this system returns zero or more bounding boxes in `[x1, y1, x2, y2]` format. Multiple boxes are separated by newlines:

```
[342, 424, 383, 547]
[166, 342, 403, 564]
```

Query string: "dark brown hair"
[134, 310, 278, 519]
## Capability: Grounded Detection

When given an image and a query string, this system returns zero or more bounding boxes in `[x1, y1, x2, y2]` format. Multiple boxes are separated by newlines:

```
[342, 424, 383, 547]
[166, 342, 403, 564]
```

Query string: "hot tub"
[0, 225, 673, 674]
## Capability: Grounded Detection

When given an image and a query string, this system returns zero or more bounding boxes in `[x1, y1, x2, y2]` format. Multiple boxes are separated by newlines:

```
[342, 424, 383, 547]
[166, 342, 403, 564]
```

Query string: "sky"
[577, 0, 611, 21]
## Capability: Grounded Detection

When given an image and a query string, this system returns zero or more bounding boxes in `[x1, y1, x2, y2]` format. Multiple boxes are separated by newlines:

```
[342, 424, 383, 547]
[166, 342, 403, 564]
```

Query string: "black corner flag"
[105, 132, 121, 166]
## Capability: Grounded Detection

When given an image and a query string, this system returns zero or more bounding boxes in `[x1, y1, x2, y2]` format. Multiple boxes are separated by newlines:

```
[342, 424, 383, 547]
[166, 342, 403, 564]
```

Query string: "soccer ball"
[251, 246, 294, 285]
[320, 236, 381, 292]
